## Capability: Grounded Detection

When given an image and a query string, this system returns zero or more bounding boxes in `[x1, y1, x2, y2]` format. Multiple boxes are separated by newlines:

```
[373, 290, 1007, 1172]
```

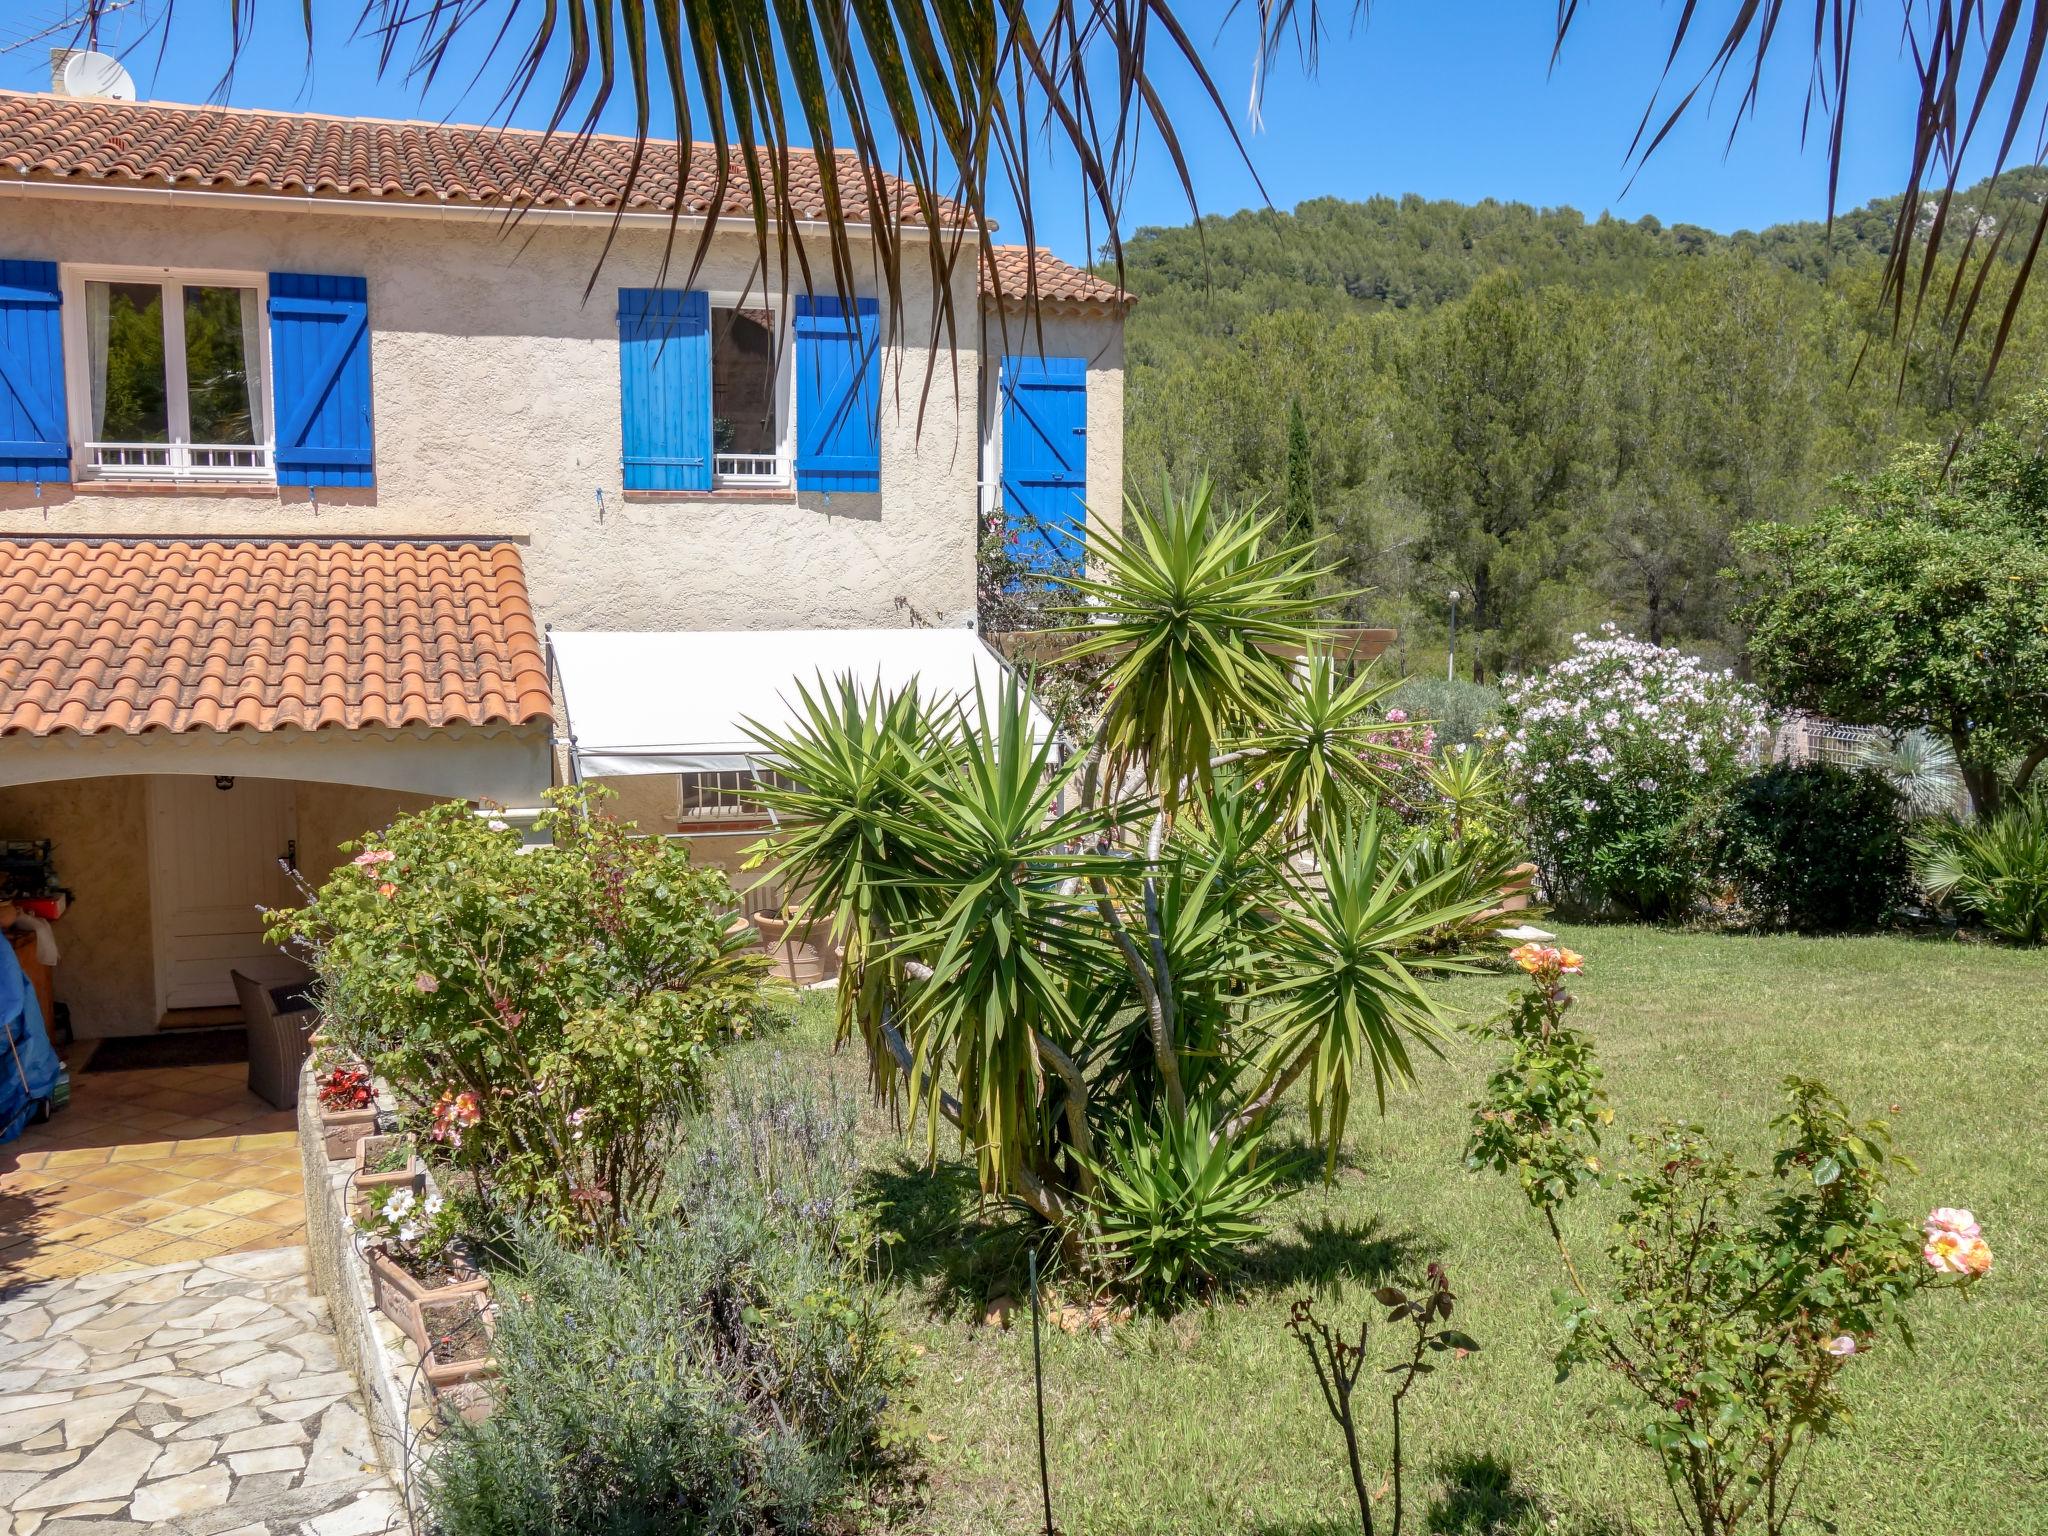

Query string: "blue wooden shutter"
[1000, 355, 1088, 569]
[617, 288, 712, 492]
[268, 273, 374, 487]
[794, 295, 880, 491]
[0, 261, 70, 485]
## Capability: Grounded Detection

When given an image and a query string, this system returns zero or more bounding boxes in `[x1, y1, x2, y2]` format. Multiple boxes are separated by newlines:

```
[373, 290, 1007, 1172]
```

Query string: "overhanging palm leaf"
[1245, 820, 1494, 1169]
[1052, 477, 1337, 810]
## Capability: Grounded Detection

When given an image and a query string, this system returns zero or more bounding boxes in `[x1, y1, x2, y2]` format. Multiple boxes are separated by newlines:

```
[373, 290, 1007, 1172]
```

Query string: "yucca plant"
[1912, 793, 2048, 944]
[746, 482, 1507, 1297]
[1081, 1099, 1292, 1307]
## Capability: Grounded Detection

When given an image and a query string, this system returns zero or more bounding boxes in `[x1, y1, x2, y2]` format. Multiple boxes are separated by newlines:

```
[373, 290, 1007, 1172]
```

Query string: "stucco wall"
[0, 775, 441, 1039]
[0, 194, 983, 634]
[980, 304, 1128, 555]
[0, 776, 153, 1037]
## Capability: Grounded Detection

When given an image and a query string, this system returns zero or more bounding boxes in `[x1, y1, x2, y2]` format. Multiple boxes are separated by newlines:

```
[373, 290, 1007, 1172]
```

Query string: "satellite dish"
[61, 51, 138, 102]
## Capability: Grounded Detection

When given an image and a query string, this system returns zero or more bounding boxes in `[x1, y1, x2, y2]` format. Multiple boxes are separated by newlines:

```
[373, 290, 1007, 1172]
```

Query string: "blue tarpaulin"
[0, 941, 59, 1143]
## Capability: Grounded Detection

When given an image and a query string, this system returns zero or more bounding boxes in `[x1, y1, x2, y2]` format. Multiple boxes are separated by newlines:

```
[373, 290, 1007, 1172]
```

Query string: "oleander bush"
[1492, 626, 1772, 920]
[1713, 762, 1911, 932]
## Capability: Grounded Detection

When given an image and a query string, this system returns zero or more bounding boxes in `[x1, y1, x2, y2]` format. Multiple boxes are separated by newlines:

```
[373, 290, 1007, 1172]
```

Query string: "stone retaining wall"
[295, 1069, 434, 1498]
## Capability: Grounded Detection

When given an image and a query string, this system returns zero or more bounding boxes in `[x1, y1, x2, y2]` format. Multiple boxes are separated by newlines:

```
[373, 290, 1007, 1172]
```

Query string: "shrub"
[1382, 677, 1503, 751]
[1912, 792, 2048, 944]
[1470, 946, 1995, 1536]
[423, 1062, 906, 1536]
[1713, 762, 1910, 932]
[271, 787, 765, 1244]
[1492, 625, 1772, 919]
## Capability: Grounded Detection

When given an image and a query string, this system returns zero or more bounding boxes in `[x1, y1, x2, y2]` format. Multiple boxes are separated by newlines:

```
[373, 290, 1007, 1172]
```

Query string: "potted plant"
[357, 1186, 488, 1354]
[315, 1063, 380, 1160]
[351, 1133, 420, 1218]
[747, 907, 837, 985]
[418, 1295, 496, 1422]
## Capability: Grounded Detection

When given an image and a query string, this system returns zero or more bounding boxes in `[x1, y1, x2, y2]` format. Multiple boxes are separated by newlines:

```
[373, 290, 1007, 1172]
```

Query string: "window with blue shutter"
[0, 260, 70, 485]
[794, 295, 880, 491]
[268, 273, 374, 487]
[617, 288, 713, 492]
[1000, 354, 1087, 569]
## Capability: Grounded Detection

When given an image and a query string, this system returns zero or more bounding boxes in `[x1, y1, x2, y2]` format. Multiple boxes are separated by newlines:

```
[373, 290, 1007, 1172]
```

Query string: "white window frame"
[60, 264, 275, 485]
[705, 289, 795, 489]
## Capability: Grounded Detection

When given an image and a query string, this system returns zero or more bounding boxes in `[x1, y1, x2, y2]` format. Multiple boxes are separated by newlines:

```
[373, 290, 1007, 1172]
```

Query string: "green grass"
[749, 927, 2048, 1535]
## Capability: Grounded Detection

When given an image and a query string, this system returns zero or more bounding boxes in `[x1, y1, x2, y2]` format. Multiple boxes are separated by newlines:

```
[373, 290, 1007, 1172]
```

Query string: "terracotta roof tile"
[981, 244, 1129, 310]
[0, 90, 968, 225]
[0, 539, 552, 737]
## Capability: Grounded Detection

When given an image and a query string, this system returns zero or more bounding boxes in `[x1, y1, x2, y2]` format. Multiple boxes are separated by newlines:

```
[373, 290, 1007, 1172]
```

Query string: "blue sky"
[0, 1, 2012, 266]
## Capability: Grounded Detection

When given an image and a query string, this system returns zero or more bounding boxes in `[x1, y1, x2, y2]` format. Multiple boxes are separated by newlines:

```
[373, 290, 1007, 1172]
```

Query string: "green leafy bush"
[271, 787, 764, 1243]
[1912, 792, 2048, 944]
[1713, 762, 1910, 932]
[423, 1063, 905, 1536]
[1492, 626, 1772, 920]
[1081, 1099, 1290, 1307]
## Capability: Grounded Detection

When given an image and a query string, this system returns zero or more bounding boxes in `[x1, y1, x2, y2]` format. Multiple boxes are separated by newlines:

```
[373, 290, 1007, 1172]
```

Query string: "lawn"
[748, 926, 2048, 1536]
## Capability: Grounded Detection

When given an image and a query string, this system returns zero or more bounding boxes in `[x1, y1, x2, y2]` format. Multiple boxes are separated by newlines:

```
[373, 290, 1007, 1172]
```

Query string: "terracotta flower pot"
[351, 1134, 421, 1218]
[419, 1296, 497, 1422]
[748, 911, 837, 986]
[318, 1103, 379, 1161]
[365, 1245, 489, 1355]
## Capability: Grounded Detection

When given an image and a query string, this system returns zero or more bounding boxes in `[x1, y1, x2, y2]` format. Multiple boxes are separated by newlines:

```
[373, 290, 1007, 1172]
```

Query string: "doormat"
[83, 1028, 248, 1073]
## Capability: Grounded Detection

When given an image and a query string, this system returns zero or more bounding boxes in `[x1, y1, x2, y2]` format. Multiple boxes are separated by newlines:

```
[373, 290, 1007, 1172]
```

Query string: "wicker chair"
[234, 970, 318, 1110]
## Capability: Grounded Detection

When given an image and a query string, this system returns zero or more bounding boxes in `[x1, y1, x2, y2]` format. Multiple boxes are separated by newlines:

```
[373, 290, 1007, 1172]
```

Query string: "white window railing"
[86, 442, 273, 482]
[714, 452, 787, 488]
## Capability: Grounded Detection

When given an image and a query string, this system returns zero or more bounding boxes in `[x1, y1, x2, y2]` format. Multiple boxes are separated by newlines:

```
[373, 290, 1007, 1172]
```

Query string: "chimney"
[50, 49, 81, 94]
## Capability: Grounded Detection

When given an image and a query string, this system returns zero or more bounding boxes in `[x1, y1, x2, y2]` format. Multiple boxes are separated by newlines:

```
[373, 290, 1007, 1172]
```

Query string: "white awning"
[551, 627, 1048, 778]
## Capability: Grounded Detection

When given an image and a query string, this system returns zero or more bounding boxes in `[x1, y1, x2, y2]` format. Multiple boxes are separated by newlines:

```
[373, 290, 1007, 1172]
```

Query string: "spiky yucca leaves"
[742, 675, 960, 1094]
[1236, 653, 1410, 843]
[1080, 1098, 1292, 1308]
[1249, 822, 1496, 1169]
[1054, 479, 1335, 812]
[883, 674, 1128, 1194]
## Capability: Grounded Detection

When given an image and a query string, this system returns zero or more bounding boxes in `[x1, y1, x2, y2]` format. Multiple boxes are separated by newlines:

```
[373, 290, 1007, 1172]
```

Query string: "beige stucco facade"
[0, 189, 1009, 633]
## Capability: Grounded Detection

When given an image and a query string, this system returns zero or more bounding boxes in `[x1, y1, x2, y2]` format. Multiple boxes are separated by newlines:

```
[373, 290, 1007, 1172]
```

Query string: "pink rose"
[413, 971, 439, 994]
[1923, 1208, 1981, 1241]
[1824, 1335, 1856, 1357]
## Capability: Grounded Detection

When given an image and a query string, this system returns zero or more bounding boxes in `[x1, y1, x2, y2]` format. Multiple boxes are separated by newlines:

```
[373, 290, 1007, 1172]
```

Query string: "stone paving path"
[0, 1247, 402, 1536]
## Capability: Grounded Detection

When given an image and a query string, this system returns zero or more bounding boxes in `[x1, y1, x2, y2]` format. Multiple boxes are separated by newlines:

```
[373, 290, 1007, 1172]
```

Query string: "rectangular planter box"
[419, 1295, 497, 1423]
[366, 1245, 490, 1356]
[352, 1134, 421, 1219]
[318, 1104, 379, 1162]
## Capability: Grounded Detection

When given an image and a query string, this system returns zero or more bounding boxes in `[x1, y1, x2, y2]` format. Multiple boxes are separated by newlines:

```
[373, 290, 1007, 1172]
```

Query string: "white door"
[149, 776, 300, 1014]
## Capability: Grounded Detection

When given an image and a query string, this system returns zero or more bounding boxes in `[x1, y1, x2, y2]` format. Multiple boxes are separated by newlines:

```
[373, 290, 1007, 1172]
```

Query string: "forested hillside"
[1112, 172, 2048, 676]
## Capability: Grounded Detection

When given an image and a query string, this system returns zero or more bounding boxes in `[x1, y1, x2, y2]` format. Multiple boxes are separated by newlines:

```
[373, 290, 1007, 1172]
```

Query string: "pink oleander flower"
[1824, 1335, 1857, 1357]
[413, 971, 439, 994]
[351, 849, 394, 870]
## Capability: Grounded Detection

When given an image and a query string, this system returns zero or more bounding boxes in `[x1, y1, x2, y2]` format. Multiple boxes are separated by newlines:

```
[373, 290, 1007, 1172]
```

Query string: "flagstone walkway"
[0, 1247, 402, 1536]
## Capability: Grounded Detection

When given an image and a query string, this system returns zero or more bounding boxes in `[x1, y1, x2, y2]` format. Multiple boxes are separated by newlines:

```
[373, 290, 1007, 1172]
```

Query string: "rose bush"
[1492, 625, 1772, 919]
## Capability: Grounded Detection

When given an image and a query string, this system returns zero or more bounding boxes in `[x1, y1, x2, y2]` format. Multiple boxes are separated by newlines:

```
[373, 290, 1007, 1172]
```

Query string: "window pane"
[88, 281, 168, 443]
[184, 285, 259, 445]
[712, 307, 778, 455]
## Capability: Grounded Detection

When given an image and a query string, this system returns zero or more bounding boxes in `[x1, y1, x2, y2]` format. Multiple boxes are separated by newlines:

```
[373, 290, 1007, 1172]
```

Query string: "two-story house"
[0, 84, 1127, 1041]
